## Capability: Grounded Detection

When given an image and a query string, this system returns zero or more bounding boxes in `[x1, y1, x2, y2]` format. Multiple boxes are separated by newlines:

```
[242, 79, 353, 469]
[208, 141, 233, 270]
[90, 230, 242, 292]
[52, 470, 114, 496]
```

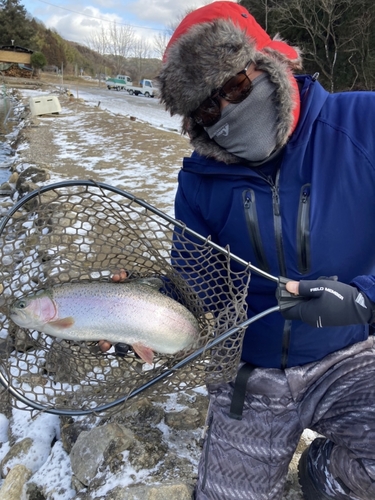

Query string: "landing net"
[0, 181, 251, 415]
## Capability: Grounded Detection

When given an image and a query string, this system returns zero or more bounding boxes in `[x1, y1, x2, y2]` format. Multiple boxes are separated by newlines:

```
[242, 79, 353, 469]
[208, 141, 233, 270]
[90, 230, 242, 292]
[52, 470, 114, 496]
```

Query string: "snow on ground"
[20, 86, 182, 133]
[11, 87, 189, 216]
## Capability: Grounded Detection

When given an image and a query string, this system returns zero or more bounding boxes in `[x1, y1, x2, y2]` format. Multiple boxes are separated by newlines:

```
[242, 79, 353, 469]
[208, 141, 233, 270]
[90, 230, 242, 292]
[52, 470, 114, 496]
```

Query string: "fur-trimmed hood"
[158, 1, 303, 165]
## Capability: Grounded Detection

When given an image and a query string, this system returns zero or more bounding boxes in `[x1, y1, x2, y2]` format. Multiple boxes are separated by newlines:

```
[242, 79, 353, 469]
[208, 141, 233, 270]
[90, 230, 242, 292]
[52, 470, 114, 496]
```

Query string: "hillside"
[0, 0, 162, 82]
[29, 23, 162, 81]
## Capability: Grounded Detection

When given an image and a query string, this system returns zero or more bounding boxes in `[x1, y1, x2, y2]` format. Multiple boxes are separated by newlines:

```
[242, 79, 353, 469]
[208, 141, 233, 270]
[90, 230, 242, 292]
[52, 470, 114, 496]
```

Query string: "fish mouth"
[9, 310, 29, 328]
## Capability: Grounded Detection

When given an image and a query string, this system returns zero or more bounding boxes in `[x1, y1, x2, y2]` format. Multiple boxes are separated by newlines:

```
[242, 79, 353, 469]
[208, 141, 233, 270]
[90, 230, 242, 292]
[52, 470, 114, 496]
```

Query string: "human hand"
[282, 279, 375, 327]
[98, 340, 112, 352]
[111, 268, 129, 283]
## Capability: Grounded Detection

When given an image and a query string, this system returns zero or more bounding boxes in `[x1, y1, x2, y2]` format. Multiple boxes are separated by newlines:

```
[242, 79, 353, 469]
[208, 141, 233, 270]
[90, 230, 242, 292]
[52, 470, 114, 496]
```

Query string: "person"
[157, 2, 375, 499]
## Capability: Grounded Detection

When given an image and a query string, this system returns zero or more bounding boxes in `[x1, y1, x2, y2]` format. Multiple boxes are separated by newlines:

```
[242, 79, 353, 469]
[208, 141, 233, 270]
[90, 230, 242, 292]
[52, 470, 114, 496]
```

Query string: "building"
[0, 45, 33, 78]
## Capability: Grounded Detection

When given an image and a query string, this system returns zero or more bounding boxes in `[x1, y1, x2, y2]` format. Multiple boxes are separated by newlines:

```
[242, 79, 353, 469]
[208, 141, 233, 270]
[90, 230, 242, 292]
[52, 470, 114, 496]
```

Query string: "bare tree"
[343, 1, 375, 90]
[272, 0, 361, 92]
[130, 37, 153, 82]
[85, 24, 109, 55]
[166, 3, 216, 36]
[153, 31, 170, 60]
[85, 24, 109, 81]
[108, 22, 136, 76]
[241, 0, 271, 31]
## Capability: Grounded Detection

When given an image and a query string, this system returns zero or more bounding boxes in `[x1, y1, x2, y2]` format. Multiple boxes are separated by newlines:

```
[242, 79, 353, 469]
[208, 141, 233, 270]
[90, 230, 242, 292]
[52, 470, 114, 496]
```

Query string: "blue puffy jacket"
[174, 74, 375, 369]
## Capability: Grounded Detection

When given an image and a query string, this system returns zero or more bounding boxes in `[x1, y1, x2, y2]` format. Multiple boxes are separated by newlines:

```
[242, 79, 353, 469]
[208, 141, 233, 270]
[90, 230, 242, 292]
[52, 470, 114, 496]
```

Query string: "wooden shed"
[0, 45, 32, 64]
[0, 45, 33, 78]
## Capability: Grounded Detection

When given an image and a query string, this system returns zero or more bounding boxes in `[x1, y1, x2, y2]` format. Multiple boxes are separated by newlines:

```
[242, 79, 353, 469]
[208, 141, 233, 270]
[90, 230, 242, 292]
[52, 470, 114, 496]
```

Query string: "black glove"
[282, 279, 375, 327]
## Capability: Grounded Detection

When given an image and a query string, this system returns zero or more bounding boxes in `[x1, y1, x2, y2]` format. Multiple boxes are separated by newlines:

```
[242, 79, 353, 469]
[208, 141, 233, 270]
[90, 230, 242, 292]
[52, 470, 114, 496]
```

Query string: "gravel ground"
[12, 90, 192, 215]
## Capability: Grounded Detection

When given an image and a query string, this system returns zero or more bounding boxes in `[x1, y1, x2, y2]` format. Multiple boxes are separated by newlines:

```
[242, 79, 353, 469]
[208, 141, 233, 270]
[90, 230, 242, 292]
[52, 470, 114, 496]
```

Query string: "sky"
[20, 0, 237, 50]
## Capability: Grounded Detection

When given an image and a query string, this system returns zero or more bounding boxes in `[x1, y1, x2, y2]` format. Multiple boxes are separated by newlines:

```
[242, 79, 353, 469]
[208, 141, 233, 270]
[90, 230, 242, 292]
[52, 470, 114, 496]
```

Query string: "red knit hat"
[159, 1, 302, 165]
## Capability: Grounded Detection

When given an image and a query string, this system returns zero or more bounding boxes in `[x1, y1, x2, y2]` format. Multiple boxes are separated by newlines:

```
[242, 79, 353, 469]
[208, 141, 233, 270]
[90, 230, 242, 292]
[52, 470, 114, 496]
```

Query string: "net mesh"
[0, 182, 251, 415]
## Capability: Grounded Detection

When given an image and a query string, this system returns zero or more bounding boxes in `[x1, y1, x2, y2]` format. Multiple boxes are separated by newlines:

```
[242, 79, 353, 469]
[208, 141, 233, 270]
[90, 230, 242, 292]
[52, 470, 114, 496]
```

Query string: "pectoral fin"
[132, 342, 154, 364]
[48, 316, 75, 329]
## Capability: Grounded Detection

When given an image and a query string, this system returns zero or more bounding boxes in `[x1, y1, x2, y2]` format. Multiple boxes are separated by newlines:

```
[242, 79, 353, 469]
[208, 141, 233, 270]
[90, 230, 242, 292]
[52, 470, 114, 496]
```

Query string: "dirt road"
[14, 89, 192, 215]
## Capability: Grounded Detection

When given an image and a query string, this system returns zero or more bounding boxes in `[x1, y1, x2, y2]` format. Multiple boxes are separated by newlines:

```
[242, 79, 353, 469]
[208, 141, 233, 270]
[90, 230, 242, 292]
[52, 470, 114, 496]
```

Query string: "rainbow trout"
[10, 278, 199, 364]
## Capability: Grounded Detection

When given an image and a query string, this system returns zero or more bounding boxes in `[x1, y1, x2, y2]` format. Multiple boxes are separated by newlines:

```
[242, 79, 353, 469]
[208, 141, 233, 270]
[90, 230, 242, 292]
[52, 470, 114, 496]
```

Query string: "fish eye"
[17, 300, 27, 309]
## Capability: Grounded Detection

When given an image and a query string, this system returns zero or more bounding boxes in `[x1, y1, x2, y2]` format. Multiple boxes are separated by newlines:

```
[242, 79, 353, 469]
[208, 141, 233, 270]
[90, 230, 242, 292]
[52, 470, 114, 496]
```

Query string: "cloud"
[46, 6, 123, 44]
[80, 18, 101, 27]
[126, 0, 210, 26]
[23, 0, 237, 46]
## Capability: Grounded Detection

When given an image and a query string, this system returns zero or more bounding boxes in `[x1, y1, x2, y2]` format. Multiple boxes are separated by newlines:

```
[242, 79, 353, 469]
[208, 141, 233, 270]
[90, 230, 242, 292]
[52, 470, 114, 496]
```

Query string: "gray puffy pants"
[195, 337, 375, 500]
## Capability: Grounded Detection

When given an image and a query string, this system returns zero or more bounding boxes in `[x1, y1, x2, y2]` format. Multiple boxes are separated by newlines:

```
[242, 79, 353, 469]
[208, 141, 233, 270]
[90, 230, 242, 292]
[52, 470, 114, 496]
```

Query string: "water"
[0, 97, 15, 185]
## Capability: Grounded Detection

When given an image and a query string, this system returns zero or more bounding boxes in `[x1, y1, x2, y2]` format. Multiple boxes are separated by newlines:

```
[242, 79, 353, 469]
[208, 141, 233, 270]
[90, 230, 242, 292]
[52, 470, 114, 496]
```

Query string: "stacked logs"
[0, 64, 33, 79]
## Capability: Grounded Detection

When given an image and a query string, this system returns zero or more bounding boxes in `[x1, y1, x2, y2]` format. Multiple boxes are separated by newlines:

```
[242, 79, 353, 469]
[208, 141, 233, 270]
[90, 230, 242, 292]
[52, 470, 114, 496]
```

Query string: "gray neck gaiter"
[205, 73, 279, 162]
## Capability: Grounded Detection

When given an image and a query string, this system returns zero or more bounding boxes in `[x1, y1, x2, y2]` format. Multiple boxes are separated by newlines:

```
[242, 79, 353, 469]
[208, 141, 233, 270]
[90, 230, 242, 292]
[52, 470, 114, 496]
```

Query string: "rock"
[8, 172, 18, 184]
[71, 474, 86, 493]
[0, 464, 32, 500]
[159, 452, 196, 481]
[16, 166, 50, 188]
[0, 389, 11, 420]
[14, 164, 51, 197]
[0, 201, 14, 216]
[70, 423, 134, 485]
[60, 419, 92, 454]
[0, 182, 14, 196]
[1, 438, 33, 477]
[165, 407, 204, 431]
[16, 180, 39, 197]
[1, 435, 53, 476]
[106, 481, 194, 500]
[8, 324, 35, 353]
[25, 482, 46, 500]
[128, 427, 167, 471]
[113, 397, 165, 427]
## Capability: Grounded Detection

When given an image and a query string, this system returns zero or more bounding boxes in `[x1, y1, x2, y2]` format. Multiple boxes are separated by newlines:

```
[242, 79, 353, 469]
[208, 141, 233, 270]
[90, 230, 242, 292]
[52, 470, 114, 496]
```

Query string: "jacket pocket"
[243, 189, 270, 273]
[297, 184, 311, 274]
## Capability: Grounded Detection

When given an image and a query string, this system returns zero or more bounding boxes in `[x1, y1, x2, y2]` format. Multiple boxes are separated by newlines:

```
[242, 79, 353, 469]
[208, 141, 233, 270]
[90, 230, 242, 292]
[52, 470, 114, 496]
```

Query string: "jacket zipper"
[243, 189, 270, 273]
[268, 170, 287, 277]
[297, 184, 311, 274]
[244, 173, 291, 368]
[267, 172, 291, 368]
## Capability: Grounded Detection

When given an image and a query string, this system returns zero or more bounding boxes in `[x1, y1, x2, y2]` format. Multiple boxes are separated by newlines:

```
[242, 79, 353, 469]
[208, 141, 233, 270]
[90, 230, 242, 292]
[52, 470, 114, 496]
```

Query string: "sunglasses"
[191, 61, 253, 127]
